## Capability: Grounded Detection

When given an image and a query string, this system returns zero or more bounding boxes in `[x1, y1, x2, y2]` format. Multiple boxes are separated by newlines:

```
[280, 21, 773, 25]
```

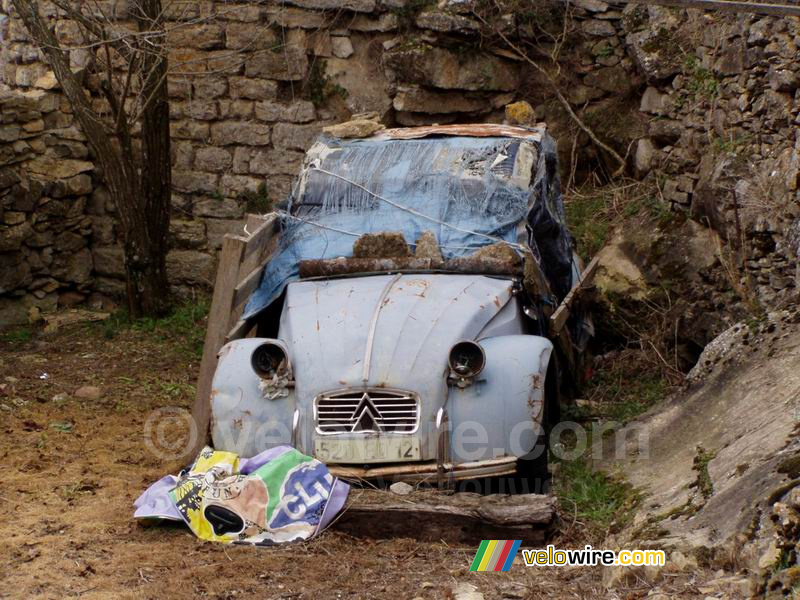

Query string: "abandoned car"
[207, 124, 592, 486]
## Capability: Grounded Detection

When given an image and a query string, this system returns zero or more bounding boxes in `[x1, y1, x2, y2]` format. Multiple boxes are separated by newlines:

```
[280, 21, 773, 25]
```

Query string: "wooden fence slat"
[232, 264, 265, 309]
[188, 233, 246, 460]
[549, 256, 599, 336]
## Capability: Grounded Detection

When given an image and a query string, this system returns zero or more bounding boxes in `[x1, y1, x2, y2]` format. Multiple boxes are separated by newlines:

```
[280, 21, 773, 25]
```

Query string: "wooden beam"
[188, 233, 246, 460]
[614, 0, 800, 16]
[550, 256, 599, 336]
[333, 489, 555, 546]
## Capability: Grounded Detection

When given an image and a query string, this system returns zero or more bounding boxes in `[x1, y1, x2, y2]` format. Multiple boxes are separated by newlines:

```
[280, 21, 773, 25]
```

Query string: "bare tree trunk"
[11, 0, 172, 318]
[129, 0, 172, 318]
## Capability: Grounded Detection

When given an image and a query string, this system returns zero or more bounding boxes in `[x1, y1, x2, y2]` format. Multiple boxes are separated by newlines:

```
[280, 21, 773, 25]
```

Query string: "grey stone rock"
[626, 29, 682, 82]
[385, 43, 518, 92]
[583, 65, 629, 93]
[226, 22, 278, 50]
[195, 147, 233, 173]
[206, 218, 246, 250]
[331, 36, 354, 59]
[567, 84, 605, 104]
[348, 13, 398, 32]
[166, 250, 215, 286]
[393, 86, 488, 114]
[415, 10, 479, 33]
[170, 120, 210, 141]
[172, 171, 219, 194]
[282, 0, 375, 11]
[0, 221, 32, 252]
[210, 121, 271, 146]
[634, 138, 657, 174]
[167, 24, 224, 50]
[272, 123, 323, 151]
[581, 19, 616, 36]
[573, 0, 609, 11]
[245, 46, 308, 81]
[640, 86, 670, 115]
[185, 100, 218, 121]
[53, 231, 85, 253]
[0, 251, 31, 293]
[249, 149, 305, 176]
[92, 246, 126, 278]
[193, 198, 244, 219]
[767, 67, 799, 92]
[229, 77, 278, 101]
[51, 246, 92, 285]
[220, 174, 263, 197]
[26, 156, 93, 179]
[254, 100, 316, 123]
[170, 220, 206, 249]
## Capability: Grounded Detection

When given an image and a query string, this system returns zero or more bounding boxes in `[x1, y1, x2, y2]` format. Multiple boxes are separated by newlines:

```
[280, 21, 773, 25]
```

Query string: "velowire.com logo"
[469, 540, 522, 572]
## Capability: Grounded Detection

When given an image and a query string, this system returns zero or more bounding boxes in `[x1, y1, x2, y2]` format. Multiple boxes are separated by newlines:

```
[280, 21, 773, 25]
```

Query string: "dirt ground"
[0, 318, 717, 600]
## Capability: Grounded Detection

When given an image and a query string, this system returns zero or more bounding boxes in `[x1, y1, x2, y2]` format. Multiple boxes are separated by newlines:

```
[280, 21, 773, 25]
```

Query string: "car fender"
[210, 338, 297, 457]
[445, 334, 553, 463]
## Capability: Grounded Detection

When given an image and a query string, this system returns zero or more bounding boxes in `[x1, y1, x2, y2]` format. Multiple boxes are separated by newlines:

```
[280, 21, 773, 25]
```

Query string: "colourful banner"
[470, 540, 522, 572]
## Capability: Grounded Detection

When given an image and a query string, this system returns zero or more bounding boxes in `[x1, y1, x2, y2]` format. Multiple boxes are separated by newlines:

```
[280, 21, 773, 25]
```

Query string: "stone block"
[92, 246, 126, 278]
[195, 146, 233, 172]
[206, 218, 246, 250]
[249, 149, 305, 175]
[272, 123, 323, 151]
[245, 46, 308, 81]
[168, 24, 224, 50]
[166, 250, 215, 286]
[170, 219, 207, 249]
[211, 121, 271, 146]
[254, 100, 316, 123]
[172, 171, 219, 194]
[229, 77, 279, 100]
[193, 198, 245, 219]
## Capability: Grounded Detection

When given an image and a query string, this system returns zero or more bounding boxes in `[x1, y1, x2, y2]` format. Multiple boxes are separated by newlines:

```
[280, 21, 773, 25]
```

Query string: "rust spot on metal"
[233, 418, 243, 430]
[493, 296, 501, 307]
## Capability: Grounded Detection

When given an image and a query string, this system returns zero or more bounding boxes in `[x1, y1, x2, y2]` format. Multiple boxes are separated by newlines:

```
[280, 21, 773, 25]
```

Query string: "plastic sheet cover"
[243, 131, 574, 319]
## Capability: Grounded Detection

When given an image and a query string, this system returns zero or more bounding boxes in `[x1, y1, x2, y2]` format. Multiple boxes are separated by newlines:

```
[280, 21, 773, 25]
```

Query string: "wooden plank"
[232, 264, 264, 309]
[624, 0, 800, 16]
[550, 256, 599, 336]
[225, 318, 251, 343]
[333, 489, 555, 546]
[240, 213, 279, 269]
[188, 233, 246, 460]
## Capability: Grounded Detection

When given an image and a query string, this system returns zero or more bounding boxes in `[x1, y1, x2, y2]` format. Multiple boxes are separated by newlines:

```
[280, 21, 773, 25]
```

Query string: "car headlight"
[251, 342, 290, 379]
[448, 340, 485, 380]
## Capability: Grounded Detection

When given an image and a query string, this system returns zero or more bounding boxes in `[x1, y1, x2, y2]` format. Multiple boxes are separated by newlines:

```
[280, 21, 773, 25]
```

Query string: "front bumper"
[328, 455, 518, 483]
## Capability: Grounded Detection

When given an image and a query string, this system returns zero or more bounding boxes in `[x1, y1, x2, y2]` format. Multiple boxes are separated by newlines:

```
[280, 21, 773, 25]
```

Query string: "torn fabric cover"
[134, 446, 349, 545]
[243, 127, 575, 320]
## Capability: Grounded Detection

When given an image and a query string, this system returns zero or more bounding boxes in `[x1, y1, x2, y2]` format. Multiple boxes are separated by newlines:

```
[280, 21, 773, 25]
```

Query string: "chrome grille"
[314, 389, 419, 435]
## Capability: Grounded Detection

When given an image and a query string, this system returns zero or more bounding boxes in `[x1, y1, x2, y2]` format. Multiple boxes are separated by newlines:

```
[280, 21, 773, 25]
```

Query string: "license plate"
[314, 437, 421, 464]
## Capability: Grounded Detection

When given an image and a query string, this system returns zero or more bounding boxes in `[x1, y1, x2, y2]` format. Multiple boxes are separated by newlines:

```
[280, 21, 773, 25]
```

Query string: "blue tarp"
[243, 131, 573, 320]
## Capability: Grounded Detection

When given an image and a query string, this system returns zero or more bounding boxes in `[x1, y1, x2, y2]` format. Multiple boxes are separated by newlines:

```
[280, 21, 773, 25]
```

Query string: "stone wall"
[0, 89, 96, 324]
[624, 5, 800, 308]
[0, 0, 797, 325]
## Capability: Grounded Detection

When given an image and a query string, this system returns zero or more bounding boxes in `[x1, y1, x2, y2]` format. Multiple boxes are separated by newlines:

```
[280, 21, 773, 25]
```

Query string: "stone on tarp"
[504, 101, 535, 126]
[414, 230, 443, 262]
[353, 231, 411, 258]
[471, 242, 521, 266]
[322, 119, 385, 139]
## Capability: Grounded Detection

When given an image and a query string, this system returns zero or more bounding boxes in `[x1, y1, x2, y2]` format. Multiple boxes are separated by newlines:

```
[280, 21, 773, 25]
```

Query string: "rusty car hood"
[277, 274, 514, 398]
